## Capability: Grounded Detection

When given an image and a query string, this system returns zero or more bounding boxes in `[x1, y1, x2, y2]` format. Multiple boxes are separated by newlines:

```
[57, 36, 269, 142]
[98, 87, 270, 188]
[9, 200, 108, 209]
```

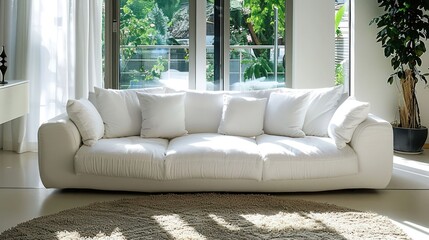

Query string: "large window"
[105, 0, 287, 90]
[208, 0, 286, 91]
[117, 0, 189, 89]
[229, 0, 286, 91]
[104, 0, 350, 91]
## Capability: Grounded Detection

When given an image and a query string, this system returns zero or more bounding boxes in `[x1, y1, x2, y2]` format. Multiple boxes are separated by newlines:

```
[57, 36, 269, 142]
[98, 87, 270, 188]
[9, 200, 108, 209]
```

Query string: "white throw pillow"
[94, 87, 165, 138]
[94, 87, 141, 138]
[279, 85, 344, 137]
[137, 92, 188, 139]
[328, 97, 370, 149]
[66, 98, 104, 146]
[218, 96, 267, 137]
[184, 91, 225, 133]
[264, 92, 310, 137]
[170, 89, 276, 134]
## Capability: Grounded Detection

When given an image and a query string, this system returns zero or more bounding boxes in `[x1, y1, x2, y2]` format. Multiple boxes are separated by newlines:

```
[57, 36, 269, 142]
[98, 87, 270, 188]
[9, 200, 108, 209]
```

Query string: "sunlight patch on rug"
[241, 212, 322, 231]
[208, 214, 241, 231]
[56, 227, 125, 240]
[153, 214, 207, 240]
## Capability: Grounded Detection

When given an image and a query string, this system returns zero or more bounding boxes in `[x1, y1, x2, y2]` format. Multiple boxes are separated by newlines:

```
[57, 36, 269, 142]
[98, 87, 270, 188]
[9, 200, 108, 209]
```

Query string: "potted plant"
[371, 0, 429, 153]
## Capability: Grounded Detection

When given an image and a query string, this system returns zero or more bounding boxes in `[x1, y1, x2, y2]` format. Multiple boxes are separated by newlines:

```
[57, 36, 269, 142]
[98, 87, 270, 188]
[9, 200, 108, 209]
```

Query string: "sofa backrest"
[87, 86, 345, 138]
[166, 88, 280, 134]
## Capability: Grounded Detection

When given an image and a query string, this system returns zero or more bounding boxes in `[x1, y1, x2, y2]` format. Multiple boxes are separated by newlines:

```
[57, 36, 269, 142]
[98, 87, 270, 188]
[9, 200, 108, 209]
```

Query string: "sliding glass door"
[206, 0, 286, 91]
[118, 0, 189, 89]
[105, 0, 288, 90]
[228, 0, 286, 91]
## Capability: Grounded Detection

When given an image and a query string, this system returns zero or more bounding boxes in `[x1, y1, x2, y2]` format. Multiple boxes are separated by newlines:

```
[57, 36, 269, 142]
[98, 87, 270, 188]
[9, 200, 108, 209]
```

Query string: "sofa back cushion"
[264, 91, 310, 137]
[218, 96, 267, 137]
[94, 87, 165, 138]
[279, 85, 344, 137]
[237, 88, 280, 99]
[168, 88, 279, 134]
[137, 92, 188, 139]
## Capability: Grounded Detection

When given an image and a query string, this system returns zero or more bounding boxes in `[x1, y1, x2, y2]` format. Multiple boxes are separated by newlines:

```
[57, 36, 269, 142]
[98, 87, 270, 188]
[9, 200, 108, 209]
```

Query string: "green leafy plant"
[335, 63, 345, 86]
[150, 56, 167, 79]
[243, 0, 285, 60]
[335, 4, 345, 37]
[243, 55, 272, 81]
[127, 56, 166, 88]
[370, 0, 429, 128]
[120, 1, 170, 74]
[335, 4, 347, 85]
[243, 0, 285, 45]
[206, 62, 214, 82]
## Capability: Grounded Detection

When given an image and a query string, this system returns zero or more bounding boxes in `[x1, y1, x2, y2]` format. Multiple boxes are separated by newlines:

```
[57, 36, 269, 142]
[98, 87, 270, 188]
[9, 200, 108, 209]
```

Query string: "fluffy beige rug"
[1, 194, 409, 239]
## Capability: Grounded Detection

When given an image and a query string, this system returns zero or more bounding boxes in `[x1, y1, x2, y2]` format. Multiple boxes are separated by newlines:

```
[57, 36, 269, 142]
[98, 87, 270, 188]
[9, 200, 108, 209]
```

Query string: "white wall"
[352, 0, 396, 121]
[353, 0, 429, 143]
[292, 0, 334, 88]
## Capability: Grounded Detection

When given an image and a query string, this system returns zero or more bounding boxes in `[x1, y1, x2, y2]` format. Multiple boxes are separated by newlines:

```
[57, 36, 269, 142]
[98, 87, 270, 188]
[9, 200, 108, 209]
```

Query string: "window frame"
[104, 1, 351, 91]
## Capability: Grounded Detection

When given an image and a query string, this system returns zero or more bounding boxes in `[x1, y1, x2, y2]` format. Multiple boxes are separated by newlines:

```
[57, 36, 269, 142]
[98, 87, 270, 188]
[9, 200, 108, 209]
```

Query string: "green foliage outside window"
[231, 0, 286, 82]
[120, 0, 173, 86]
[335, 63, 345, 86]
[243, 0, 285, 46]
[335, 4, 346, 85]
[116, 0, 347, 87]
[243, 56, 272, 81]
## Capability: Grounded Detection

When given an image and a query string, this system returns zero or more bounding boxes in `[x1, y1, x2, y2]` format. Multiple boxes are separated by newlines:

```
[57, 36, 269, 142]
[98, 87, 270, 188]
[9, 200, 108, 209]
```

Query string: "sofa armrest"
[349, 114, 393, 188]
[38, 113, 82, 188]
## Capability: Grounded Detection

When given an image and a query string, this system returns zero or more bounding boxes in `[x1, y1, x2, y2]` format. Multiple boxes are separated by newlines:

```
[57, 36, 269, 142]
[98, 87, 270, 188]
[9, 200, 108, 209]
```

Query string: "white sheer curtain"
[0, 0, 102, 153]
[0, 0, 30, 152]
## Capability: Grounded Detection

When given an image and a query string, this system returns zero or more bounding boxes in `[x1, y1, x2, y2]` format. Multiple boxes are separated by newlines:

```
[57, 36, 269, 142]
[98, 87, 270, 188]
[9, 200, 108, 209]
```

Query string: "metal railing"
[119, 44, 286, 83]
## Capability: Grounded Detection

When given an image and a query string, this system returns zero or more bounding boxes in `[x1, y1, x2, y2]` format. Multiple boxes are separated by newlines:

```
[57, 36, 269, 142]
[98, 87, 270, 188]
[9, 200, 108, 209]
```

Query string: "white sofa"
[38, 86, 393, 192]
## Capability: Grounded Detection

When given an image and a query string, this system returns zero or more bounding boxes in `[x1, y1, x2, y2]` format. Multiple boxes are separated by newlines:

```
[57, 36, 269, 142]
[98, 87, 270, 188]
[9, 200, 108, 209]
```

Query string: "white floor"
[0, 150, 428, 239]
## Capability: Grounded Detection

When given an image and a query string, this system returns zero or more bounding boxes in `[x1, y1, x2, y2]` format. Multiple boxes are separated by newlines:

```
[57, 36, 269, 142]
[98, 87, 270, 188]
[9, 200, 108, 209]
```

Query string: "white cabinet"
[0, 80, 29, 124]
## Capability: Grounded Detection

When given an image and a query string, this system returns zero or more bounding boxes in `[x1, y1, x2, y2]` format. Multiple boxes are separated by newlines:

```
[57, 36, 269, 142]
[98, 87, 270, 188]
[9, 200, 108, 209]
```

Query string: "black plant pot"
[393, 126, 428, 154]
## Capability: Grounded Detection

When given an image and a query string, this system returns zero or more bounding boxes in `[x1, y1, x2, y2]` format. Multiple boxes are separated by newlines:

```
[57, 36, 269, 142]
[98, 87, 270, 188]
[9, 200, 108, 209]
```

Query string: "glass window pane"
[229, 0, 286, 91]
[335, 0, 350, 88]
[119, 0, 189, 89]
[206, 1, 215, 90]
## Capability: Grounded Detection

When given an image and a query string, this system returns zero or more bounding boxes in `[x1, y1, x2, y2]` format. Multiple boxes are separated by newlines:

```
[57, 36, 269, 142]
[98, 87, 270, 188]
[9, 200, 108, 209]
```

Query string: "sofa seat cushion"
[256, 134, 358, 180]
[165, 133, 263, 180]
[74, 136, 168, 180]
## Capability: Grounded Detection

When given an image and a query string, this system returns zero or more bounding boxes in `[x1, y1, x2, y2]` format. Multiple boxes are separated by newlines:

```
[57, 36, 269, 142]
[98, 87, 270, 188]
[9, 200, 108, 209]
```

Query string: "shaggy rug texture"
[0, 194, 409, 239]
